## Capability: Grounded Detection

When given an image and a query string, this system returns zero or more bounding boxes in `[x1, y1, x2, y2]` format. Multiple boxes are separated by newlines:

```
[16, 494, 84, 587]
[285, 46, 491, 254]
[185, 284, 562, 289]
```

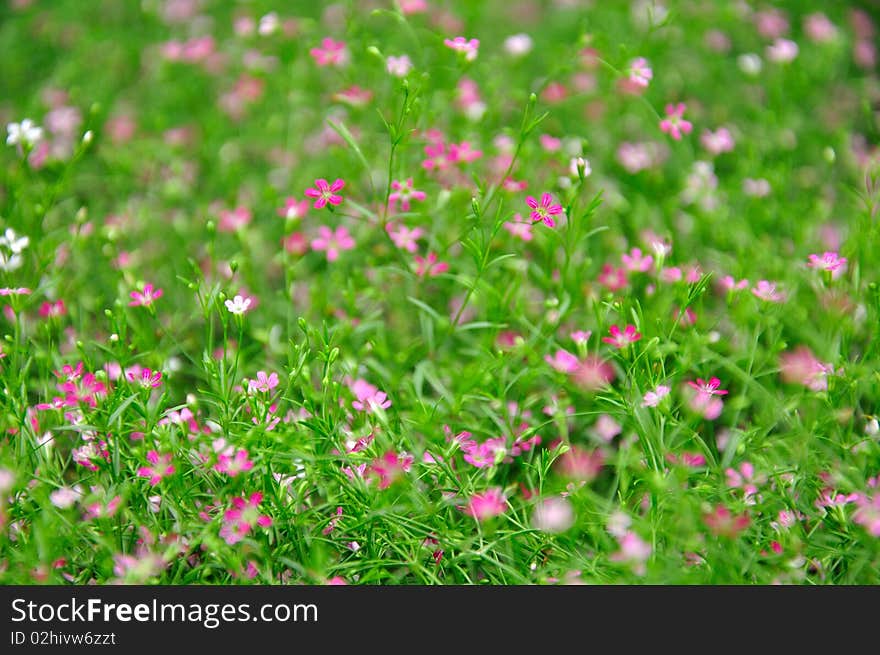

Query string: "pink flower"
[218, 206, 252, 232]
[215, 448, 255, 477]
[725, 461, 760, 504]
[666, 452, 707, 468]
[700, 127, 735, 155]
[311, 226, 355, 262]
[703, 505, 750, 538]
[642, 385, 671, 407]
[627, 57, 653, 87]
[305, 178, 345, 209]
[444, 36, 479, 61]
[719, 275, 750, 292]
[804, 13, 838, 43]
[219, 492, 273, 545]
[247, 371, 279, 394]
[128, 368, 162, 389]
[610, 531, 652, 575]
[414, 252, 449, 277]
[277, 197, 310, 221]
[531, 496, 575, 533]
[571, 355, 615, 390]
[309, 38, 348, 66]
[602, 324, 642, 349]
[137, 451, 175, 486]
[853, 493, 880, 537]
[593, 414, 622, 442]
[503, 216, 534, 242]
[659, 103, 693, 141]
[807, 251, 847, 278]
[386, 224, 424, 252]
[751, 280, 786, 303]
[767, 38, 799, 63]
[386, 55, 413, 77]
[621, 248, 653, 272]
[545, 349, 579, 373]
[556, 445, 604, 481]
[39, 299, 66, 318]
[388, 178, 426, 212]
[368, 451, 414, 490]
[779, 346, 834, 391]
[525, 193, 564, 228]
[129, 283, 163, 307]
[687, 377, 728, 396]
[465, 488, 507, 521]
[350, 378, 391, 412]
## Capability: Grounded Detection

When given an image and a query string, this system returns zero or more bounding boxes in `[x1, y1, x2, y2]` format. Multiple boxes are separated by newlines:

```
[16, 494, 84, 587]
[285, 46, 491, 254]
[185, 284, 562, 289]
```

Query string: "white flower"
[737, 53, 763, 76]
[224, 294, 252, 315]
[569, 157, 592, 178]
[258, 12, 279, 36]
[0, 228, 30, 254]
[503, 33, 533, 57]
[0, 252, 23, 272]
[50, 486, 82, 509]
[6, 119, 43, 147]
[386, 55, 413, 77]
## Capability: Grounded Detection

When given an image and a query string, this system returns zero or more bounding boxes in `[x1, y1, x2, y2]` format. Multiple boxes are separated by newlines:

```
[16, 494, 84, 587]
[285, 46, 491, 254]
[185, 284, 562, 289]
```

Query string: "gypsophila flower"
[526, 193, 563, 227]
[224, 294, 252, 315]
[6, 119, 43, 147]
[603, 324, 642, 349]
[444, 36, 479, 61]
[627, 57, 653, 87]
[128, 283, 163, 307]
[386, 55, 413, 77]
[305, 178, 345, 209]
[642, 385, 671, 407]
[660, 103, 693, 140]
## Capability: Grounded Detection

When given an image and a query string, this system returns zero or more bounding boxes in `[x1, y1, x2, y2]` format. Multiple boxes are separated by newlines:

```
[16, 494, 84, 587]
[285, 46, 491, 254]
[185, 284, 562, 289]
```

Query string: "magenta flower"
[414, 252, 449, 277]
[388, 178, 426, 212]
[610, 531, 652, 575]
[853, 493, 880, 537]
[555, 445, 604, 481]
[703, 505, 750, 538]
[465, 488, 507, 521]
[621, 247, 653, 272]
[368, 451, 414, 490]
[129, 283, 163, 308]
[128, 367, 162, 389]
[641, 384, 671, 407]
[525, 193, 563, 228]
[219, 492, 273, 545]
[214, 448, 255, 477]
[247, 371, 279, 394]
[687, 377, 728, 396]
[350, 378, 392, 412]
[386, 223, 424, 252]
[545, 349, 580, 373]
[627, 57, 653, 87]
[311, 226, 355, 262]
[602, 324, 642, 349]
[687, 377, 727, 420]
[309, 38, 348, 67]
[137, 451, 175, 486]
[807, 251, 847, 278]
[779, 346, 834, 391]
[659, 103, 693, 140]
[39, 299, 66, 319]
[443, 36, 480, 61]
[598, 264, 628, 291]
[305, 178, 345, 209]
[570, 330, 592, 345]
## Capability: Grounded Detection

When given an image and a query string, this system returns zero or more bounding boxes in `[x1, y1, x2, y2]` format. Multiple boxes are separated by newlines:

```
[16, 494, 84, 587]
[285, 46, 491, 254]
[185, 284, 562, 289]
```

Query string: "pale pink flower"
[703, 505, 750, 538]
[767, 38, 799, 63]
[224, 294, 252, 315]
[219, 492, 272, 545]
[719, 275, 750, 292]
[642, 385, 670, 408]
[853, 493, 880, 537]
[545, 349, 580, 373]
[725, 461, 760, 504]
[570, 330, 591, 345]
[350, 378, 391, 412]
[309, 38, 348, 66]
[700, 127, 735, 155]
[386, 55, 413, 77]
[571, 355, 615, 390]
[49, 486, 81, 509]
[128, 283, 163, 307]
[593, 415, 622, 442]
[444, 36, 479, 61]
[602, 324, 642, 349]
[368, 451, 413, 490]
[414, 252, 449, 277]
[621, 247, 653, 272]
[388, 178, 426, 212]
[305, 178, 345, 209]
[627, 57, 652, 87]
[804, 14, 838, 43]
[137, 451, 175, 486]
[218, 206, 252, 232]
[659, 103, 692, 141]
[386, 223, 424, 252]
[531, 496, 575, 533]
[311, 226, 355, 262]
[128, 368, 162, 389]
[751, 280, 786, 303]
[503, 215, 534, 242]
[779, 346, 834, 391]
[610, 531, 652, 575]
[465, 488, 507, 521]
[556, 445, 603, 481]
[247, 371, 279, 394]
[743, 178, 771, 197]
[598, 264, 628, 291]
[525, 193, 563, 228]
[277, 198, 309, 221]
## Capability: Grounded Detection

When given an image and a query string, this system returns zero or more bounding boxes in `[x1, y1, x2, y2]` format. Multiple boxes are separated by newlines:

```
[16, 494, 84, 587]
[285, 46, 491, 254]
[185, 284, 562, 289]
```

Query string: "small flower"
[621, 248, 653, 272]
[545, 349, 580, 373]
[128, 368, 162, 389]
[311, 226, 355, 262]
[570, 330, 592, 345]
[642, 385, 671, 408]
[350, 378, 391, 412]
[305, 178, 345, 209]
[368, 451, 413, 490]
[779, 346, 834, 391]
[388, 178, 426, 212]
[751, 280, 786, 303]
[531, 496, 575, 533]
[602, 324, 642, 349]
[525, 193, 564, 227]
[386, 223, 425, 252]
[128, 283, 164, 308]
[767, 38, 799, 63]
[807, 251, 847, 278]
[503, 215, 534, 242]
[444, 36, 480, 61]
[219, 492, 273, 545]
[309, 38, 348, 67]
[687, 377, 728, 396]
[277, 197, 310, 221]
[610, 531, 652, 575]
[39, 300, 67, 319]
[703, 505, 750, 538]
[247, 371, 279, 394]
[700, 127, 735, 155]
[6, 119, 43, 147]
[386, 55, 413, 77]
[49, 486, 81, 509]
[659, 103, 693, 141]
[224, 294, 252, 315]
[215, 448, 255, 477]
[414, 252, 449, 277]
[627, 57, 653, 87]
[465, 488, 507, 521]
[852, 493, 880, 537]
[0, 228, 30, 253]
[503, 33, 533, 57]
[137, 451, 175, 486]
[556, 445, 603, 482]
